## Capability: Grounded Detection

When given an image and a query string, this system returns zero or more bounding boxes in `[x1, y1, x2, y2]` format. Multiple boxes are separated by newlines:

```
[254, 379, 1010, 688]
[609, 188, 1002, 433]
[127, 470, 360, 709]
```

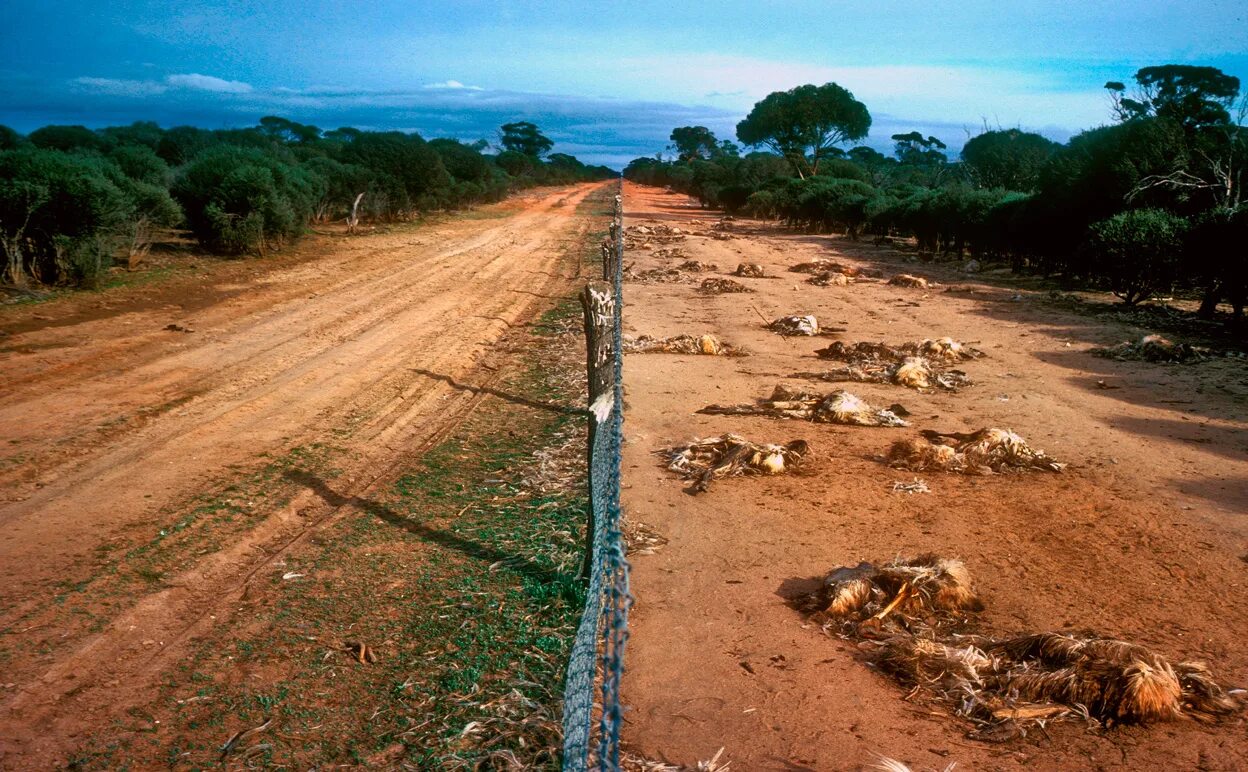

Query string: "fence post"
[579, 281, 615, 580]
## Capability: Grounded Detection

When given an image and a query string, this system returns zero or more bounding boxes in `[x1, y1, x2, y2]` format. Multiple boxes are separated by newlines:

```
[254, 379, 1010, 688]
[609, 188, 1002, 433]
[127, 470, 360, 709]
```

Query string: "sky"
[1, 1, 1247, 168]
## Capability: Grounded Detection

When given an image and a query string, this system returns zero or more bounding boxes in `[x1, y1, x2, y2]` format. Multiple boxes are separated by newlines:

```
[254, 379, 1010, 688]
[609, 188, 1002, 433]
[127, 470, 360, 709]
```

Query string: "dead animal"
[698, 277, 754, 295]
[888, 274, 930, 289]
[886, 428, 1064, 474]
[792, 357, 972, 392]
[623, 334, 745, 357]
[816, 338, 984, 365]
[985, 632, 1242, 726]
[700, 385, 908, 427]
[790, 260, 852, 275]
[800, 558, 1243, 739]
[1092, 334, 1213, 364]
[662, 433, 809, 493]
[735, 263, 767, 278]
[808, 271, 852, 287]
[799, 555, 984, 635]
[678, 260, 719, 272]
[767, 315, 819, 336]
[622, 266, 696, 284]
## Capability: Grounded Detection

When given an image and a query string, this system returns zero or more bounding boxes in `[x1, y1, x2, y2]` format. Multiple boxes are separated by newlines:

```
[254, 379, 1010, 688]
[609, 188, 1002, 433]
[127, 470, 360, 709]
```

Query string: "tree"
[669, 126, 718, 162]
[0, 125, 21, 151]
[499, 121, 553, 157]
[962, 129, 1059, 191]
[1086, 208, 1188, 305]
[736, 83, 871, 178]
[1106, 65, 1241, 130]
[891, 131, 947, 166]
[28, 124, 105, 153]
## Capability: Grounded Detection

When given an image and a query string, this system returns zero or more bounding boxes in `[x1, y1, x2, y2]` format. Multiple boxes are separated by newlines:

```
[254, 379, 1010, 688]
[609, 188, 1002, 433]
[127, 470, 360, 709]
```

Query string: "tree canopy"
[500, 121, 554, 157]
[1107, 65, 1242, 130]
[669, 126, 718, 162]
[736, 83, 871, 177]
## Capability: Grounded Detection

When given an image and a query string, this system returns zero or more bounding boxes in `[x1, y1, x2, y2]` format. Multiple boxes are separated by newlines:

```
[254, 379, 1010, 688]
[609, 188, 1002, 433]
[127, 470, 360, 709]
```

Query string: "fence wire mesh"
[561, 192, 631, 771]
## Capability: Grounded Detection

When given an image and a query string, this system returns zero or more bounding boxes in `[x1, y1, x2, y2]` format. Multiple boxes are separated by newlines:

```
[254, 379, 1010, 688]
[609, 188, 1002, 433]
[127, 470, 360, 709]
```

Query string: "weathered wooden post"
[579, 281, 615, 579]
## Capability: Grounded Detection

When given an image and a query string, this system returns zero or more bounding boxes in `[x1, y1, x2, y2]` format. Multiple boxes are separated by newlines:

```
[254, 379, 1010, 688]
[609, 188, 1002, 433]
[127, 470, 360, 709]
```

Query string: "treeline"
[0, 118, 612, 287]
[625, 67, 1248, 321]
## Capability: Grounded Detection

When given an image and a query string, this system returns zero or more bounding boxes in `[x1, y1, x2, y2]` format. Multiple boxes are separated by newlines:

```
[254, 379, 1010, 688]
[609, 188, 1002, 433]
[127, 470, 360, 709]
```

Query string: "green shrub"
[172, 147, 318, 255]
[1087, 208, 1189, 304]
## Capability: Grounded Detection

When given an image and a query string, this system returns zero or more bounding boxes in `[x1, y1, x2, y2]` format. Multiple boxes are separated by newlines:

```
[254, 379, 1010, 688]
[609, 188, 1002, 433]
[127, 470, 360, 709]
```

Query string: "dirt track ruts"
[0, 182, 605, 764]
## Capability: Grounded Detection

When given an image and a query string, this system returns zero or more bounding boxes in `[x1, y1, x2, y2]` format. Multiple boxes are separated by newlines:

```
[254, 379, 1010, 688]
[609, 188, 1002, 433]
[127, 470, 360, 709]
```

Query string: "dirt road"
[0, 182, 606, 765]
[618, 182, 1248, 770]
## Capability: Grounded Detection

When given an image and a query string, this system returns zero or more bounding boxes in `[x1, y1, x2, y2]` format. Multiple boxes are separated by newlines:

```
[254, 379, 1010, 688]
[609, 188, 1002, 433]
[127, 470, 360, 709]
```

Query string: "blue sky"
[2, 1, 1246, 167]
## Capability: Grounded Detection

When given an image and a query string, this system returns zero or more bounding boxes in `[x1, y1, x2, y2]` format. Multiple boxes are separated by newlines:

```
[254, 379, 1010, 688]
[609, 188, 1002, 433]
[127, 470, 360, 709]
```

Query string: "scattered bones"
[700, 385, 909, 427]
[886, 428, 1065, 474]
[662, 433, 809, 493]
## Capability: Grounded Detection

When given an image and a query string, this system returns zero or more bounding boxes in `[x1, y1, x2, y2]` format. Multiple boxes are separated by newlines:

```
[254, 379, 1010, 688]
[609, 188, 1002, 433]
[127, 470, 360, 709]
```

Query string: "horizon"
[2, 1, 1247, 168]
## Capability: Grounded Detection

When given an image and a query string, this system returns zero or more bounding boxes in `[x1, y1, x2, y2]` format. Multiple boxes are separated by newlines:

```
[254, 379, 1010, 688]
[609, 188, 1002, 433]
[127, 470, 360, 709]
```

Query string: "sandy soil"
[618, 182, 1248, 771]
[0, 183, 606, 766]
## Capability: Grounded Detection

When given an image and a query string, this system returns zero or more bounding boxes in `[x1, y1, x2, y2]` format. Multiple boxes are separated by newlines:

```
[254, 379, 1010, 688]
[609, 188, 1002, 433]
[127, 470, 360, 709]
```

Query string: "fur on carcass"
[886, 428, 1065, 473]
[808, 271, 852, 286]
[1092, 334, 1214, 364]
[623, 333, 745, 357]
[888, 274, 930, 289]
[677, 260, 719, 272]
[799, 555, 983, 631]
[792, 356, 972, 392]
[767, 315, 819, 336]
[798, 558, 1243, 735]
[699, 385, 908, 427]
[699, 277, 754, 294]
[816, 338, 984, 364]
[662, 433, 809, 493]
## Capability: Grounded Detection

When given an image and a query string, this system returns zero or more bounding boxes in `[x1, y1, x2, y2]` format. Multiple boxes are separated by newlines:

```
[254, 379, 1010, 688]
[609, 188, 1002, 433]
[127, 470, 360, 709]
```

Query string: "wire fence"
[561, 192, 631, 771]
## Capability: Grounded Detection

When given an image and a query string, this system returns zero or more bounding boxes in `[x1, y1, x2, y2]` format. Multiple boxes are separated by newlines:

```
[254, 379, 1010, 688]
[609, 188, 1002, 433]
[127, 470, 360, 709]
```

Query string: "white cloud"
[424, 79, 484, 91]
[164, 73, 253, 93]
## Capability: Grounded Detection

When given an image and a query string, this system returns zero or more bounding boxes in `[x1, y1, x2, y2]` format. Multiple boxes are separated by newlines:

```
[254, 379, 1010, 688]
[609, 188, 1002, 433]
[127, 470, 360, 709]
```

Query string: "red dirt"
[0, 183, 606, 768]
[619, 182, 1248, 771]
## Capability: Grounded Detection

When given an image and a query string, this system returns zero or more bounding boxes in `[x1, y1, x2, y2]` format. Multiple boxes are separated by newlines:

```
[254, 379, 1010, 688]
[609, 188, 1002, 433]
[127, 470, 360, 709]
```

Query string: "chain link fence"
[561, 192, 631, 771]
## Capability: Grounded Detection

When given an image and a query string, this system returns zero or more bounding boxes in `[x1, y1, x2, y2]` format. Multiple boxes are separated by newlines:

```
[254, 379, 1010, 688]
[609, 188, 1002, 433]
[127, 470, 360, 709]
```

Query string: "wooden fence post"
[579, 282, 615, 579]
